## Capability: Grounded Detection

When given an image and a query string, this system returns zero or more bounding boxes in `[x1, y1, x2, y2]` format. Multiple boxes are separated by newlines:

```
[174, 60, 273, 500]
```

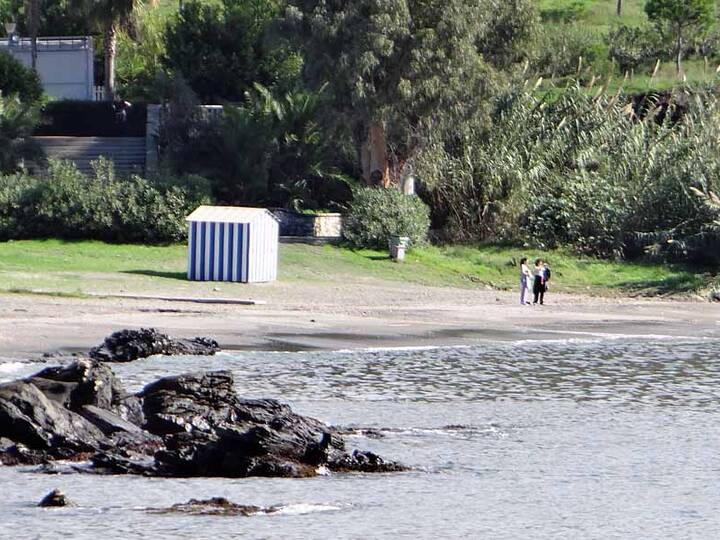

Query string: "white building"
[186, 206, 280, 283]
[0, 36, 94, 100]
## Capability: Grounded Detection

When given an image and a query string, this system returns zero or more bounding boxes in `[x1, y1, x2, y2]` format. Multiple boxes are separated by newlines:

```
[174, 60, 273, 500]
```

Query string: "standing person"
[532, 258, 546, 305]
[519, 257, 532, 305]
[543, 261, 552, 303]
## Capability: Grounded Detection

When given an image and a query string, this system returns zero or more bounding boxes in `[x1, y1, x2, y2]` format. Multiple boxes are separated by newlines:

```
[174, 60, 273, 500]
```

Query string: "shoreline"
[1, 284, 718, 361]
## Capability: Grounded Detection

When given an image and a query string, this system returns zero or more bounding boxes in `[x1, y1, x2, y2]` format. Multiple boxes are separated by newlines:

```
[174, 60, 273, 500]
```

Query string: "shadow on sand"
[122, 270, 188, 281]
[617, 274, 704, 296]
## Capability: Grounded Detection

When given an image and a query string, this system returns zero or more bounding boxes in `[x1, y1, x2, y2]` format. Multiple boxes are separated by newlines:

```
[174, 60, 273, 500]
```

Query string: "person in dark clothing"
[113, 100, 131, 135]
[532, 258, 546, 305]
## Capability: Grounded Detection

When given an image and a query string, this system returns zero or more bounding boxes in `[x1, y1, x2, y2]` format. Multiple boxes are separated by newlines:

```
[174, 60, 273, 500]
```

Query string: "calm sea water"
[1, 337, 719, 539]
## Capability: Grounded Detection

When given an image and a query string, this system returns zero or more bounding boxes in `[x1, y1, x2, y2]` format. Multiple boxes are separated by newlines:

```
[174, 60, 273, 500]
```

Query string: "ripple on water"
[1, 337, 719, 539]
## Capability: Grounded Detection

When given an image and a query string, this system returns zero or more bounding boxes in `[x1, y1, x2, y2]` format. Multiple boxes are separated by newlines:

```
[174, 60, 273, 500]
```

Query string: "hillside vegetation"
[536, 0, 720, 92]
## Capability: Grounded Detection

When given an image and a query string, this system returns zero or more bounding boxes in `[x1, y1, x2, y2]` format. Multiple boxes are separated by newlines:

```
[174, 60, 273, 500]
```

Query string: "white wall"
[0, 38, 94, 100]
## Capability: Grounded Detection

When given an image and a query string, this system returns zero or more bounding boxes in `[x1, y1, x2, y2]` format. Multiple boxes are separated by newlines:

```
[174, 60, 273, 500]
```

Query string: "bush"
[530, 25, 608, 78]
[0, 52, 43, 103]
[0, 158, 212, 243]
[0, 95, 43, 173]
[606, 25, 668, 73]
[343, 188, 430, 249]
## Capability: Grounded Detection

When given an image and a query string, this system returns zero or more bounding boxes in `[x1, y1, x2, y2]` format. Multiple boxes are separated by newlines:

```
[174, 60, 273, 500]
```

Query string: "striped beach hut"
[186, 206, 279, 283]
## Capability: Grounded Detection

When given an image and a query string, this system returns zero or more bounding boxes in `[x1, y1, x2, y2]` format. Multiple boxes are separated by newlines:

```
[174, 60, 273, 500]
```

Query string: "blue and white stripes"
[186, 206, 279, 283]
[188, 221, 250, 282]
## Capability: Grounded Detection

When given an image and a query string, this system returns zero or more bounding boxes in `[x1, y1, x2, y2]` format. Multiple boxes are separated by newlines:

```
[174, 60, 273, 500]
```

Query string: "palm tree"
[81, 0, 153, 101]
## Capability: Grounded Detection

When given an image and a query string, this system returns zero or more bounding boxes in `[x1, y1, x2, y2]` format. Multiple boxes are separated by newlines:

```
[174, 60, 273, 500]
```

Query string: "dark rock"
[328, 450, 408, 473]
[148, 497, 277, 516]
[140, 370, 353, 477]
[1, 359, 405, 477]
[28, 360, 125, 413]
[79, 405, 144, 436]
[38, 489, 72, 507]
[0, 380, 106, 457]
[0, 360, 155, 464]
[88, 328, 220, 362]
[89, 453, 156, 475]
[0, 439, 47, 466]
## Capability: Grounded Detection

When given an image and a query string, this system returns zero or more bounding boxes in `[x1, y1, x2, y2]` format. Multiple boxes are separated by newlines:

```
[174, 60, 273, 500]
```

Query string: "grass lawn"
[0, 239, 711, 299]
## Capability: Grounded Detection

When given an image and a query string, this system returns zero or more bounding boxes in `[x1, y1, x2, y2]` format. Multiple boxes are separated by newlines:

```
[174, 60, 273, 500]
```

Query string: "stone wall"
[271, 209, 344, 238]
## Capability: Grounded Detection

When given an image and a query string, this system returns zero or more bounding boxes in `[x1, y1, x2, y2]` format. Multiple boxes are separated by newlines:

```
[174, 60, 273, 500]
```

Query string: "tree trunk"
[360, 120, 390, 187]
[675, 31, 683, 76]
[103, 21, 118, 101]
[28, 0, 39, 71]
[616, 0, 622, 16]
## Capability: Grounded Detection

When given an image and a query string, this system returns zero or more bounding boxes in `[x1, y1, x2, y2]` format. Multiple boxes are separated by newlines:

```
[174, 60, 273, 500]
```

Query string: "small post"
[389, 236, 409, 262]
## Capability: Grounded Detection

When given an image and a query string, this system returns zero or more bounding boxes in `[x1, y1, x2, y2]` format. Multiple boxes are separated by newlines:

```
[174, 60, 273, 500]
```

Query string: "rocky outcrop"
[38, 489, 72, 507]
[89, 328, 220, 363]
[148, 497, 277, 516]
[0, 360, 405, 478]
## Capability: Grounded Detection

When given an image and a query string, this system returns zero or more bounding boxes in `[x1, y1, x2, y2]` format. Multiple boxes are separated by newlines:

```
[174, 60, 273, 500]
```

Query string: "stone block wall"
[271, 209, 344, 238]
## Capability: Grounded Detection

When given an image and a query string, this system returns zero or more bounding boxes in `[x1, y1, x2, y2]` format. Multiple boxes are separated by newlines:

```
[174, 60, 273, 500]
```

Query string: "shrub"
[0, 173, 40, 236]
[0, 52, 43, 103]
[606, 25, 668, 73]
[530, 25, 608, 78]
[0, 158, 212, 243]
[343, 188, 430, 249]
[0, 95, 43, 173]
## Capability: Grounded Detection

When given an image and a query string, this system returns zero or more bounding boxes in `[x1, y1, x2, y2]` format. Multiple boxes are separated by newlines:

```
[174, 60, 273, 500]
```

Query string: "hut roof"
[186, 206, 278, 224]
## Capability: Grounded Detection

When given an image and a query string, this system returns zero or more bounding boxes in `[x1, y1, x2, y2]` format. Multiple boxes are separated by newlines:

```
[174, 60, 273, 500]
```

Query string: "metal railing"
[0, 36, 92, 51]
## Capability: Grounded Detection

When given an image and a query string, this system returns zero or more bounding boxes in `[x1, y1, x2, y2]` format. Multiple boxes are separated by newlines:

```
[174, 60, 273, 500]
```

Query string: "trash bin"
[389, 236, 410, 262]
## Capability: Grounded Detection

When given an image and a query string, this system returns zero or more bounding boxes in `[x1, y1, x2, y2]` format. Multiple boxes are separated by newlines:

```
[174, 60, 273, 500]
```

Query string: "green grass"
[537, 0, 648, 29]
[0, 239, 711, 299]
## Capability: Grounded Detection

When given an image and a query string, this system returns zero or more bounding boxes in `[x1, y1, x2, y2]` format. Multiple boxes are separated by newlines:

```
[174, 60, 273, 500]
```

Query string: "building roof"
[186, 205, 278, 224]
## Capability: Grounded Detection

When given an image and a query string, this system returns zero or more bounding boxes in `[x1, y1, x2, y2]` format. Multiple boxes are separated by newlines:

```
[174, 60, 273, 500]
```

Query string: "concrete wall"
[0, 37, 94, 100]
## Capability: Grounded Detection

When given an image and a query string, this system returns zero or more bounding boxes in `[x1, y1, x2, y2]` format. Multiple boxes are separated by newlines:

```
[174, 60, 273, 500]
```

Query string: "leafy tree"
[284, 0, 534, 187]
[0, 51, 43, 102]
[0, 0, 12, 24]
[116, 3, 168, 99]
[2, 0, 92, 37]
[477, 0, 537, 70]
[645, 0, 716, 75]
[163, 0, 300, 103]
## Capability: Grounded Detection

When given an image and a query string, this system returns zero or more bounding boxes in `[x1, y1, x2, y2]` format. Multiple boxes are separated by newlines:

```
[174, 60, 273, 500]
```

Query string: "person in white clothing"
[519, 257, 532, 305]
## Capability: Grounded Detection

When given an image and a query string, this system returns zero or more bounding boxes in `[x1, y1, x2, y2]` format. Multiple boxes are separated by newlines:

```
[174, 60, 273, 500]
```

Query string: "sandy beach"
[1, 277, 718, 360]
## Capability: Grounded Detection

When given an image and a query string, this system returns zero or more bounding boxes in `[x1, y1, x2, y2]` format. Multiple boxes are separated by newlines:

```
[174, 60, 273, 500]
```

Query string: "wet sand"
[1, 280, 718, 360]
